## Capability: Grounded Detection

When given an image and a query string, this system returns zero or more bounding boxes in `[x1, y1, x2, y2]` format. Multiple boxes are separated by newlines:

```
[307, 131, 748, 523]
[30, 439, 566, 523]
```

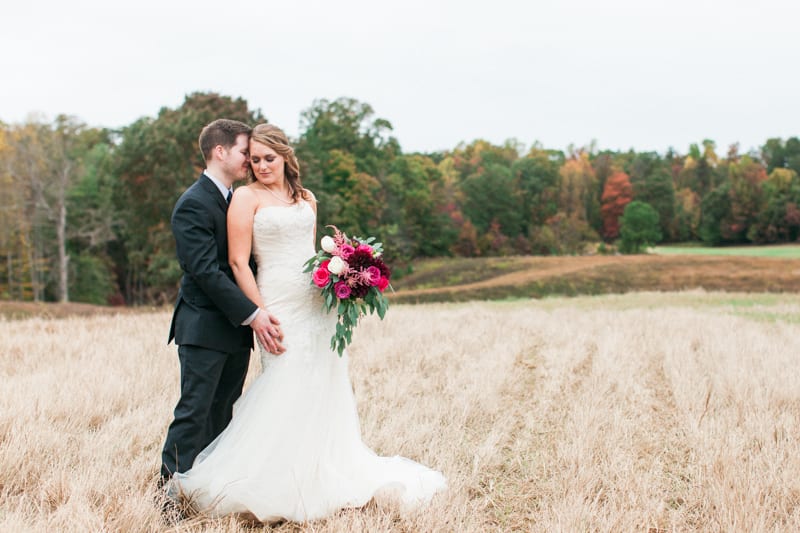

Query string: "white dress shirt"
[203, 170, 233, 202]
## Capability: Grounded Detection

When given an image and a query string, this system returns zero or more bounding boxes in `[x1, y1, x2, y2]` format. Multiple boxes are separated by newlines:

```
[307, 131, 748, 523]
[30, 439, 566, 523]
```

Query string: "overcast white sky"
[2, 0, 798, 154]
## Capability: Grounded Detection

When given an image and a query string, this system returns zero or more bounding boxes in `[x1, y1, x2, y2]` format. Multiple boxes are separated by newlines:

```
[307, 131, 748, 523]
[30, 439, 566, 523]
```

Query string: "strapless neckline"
[254, 201, 309, 215]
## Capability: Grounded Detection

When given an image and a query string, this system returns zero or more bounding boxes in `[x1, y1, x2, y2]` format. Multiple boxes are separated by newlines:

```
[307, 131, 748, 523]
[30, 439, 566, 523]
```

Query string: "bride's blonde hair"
[249, 123, 310, 203]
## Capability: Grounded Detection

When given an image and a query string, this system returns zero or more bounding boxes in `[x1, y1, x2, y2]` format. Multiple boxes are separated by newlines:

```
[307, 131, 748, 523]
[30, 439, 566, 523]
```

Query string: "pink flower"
[330, 226, 347, 248]
[339, 244, 355, 260]
[356, 243, 373, 254]
[365, 266, 381, 286]
[377, 276, 390, 292]
[334, 281, 352, 299]
[312, 267, 330, 288]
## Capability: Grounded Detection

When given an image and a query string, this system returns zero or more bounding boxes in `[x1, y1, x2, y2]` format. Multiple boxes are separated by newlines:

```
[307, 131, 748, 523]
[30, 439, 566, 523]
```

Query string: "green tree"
[298, 97, 398, 179]
[762, 137, 800, 175]
[67, 141, 120, 303]
[748, 168, 800, 243]
[626, 152, 675, 240]
[113, 92, 263, 304]
[698, 183, 733, 245]
[296, 97, 398, 242]
[619, 201, 661, 253]
[384, 154, 457, 258]
[512, 147, 562, 232]
[460, 162, 523, 237]
[338, 172, 384, 240]
[637, 168, 676, 240]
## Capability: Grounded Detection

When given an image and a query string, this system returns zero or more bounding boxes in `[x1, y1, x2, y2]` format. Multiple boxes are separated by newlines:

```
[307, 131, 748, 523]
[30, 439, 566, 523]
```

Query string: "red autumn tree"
[600, 170, 633, 240]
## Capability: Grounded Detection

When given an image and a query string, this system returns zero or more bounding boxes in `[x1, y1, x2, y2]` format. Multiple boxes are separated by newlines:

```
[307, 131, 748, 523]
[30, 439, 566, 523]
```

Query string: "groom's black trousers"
[161, 344, 250, 480]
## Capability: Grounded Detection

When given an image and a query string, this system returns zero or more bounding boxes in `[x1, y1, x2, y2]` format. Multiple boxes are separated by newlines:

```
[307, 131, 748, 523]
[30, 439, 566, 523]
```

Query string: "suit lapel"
[198, 173, 228, 213]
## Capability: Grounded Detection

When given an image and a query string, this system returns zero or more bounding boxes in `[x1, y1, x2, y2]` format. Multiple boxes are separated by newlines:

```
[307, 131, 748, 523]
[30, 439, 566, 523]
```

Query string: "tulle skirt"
[170, 328, 446, 522]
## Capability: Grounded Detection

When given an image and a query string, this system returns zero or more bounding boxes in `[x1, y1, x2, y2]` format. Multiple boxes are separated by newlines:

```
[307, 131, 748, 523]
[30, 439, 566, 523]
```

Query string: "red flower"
[312, 267, 330, 287]
[377, 276, 390, 292]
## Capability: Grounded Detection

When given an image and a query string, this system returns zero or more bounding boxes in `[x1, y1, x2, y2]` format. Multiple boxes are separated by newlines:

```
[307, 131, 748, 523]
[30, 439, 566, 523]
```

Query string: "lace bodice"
[252, 202, 315, 273]
[251, 201, 334, 370]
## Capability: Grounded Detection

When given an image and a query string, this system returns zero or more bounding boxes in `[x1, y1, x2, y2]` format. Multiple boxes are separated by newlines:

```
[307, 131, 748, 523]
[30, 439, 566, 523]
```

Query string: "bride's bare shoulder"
[229, 185, 261, 215]
[233, 184, 259, 200]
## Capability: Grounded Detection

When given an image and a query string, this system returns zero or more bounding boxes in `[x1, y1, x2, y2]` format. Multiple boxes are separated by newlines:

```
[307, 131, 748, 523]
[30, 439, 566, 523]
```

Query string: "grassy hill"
[389, 253, 800, 303]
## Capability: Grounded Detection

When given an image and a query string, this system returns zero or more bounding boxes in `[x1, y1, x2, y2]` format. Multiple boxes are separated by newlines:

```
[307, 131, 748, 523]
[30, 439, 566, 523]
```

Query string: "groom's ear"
[212, 144, 225, 161]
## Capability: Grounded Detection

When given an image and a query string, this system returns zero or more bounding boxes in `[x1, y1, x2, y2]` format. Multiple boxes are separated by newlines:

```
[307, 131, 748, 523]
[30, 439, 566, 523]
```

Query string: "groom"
[160, 119, 284, 488]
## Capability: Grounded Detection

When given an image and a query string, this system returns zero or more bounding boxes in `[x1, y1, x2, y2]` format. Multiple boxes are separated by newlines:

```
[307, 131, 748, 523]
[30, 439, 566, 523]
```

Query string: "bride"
[169, 124, 446, 522]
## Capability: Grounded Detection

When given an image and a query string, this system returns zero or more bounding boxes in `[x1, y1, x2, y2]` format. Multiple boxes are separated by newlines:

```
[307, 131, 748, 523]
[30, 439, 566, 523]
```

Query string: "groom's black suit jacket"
[168, 173, 256, 352]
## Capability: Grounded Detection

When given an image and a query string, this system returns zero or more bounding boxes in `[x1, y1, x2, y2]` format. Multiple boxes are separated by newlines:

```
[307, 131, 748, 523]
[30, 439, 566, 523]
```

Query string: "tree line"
[2, 92, 799, 305]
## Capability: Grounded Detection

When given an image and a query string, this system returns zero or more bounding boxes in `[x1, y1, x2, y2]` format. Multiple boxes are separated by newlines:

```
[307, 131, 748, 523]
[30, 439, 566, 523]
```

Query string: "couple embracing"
[158, 119, 446, 523]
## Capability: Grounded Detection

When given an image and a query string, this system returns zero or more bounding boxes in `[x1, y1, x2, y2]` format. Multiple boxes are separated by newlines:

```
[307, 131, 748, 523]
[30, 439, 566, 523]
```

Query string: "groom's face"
[221, 134, 251, 182]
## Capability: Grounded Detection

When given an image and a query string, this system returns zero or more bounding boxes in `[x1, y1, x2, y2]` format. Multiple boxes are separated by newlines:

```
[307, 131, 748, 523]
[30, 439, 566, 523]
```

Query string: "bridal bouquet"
[303, 226, 391, 356]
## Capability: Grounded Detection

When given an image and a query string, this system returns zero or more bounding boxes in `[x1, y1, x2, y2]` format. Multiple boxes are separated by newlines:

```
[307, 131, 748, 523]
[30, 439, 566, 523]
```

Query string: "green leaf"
[302, 256, 317, 272]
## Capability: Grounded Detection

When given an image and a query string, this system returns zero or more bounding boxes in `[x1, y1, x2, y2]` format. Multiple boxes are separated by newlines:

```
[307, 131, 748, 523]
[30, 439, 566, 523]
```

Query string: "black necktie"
[226, 189, 233, 204]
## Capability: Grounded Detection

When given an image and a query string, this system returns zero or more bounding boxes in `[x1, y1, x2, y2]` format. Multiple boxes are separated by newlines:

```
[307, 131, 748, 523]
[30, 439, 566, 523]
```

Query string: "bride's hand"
[250, 309, 286, 355]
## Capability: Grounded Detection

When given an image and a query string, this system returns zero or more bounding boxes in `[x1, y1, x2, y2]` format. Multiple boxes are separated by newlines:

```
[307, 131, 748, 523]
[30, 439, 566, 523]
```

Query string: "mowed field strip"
[1, 291, 799, 531]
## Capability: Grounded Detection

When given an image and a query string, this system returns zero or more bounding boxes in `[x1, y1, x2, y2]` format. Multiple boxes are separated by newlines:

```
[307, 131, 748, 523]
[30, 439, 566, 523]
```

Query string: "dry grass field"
[2, 291, 800, 532]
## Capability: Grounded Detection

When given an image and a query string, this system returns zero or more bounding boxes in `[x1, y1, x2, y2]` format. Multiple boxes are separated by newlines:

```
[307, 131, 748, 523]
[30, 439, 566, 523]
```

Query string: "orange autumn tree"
[600, 170, 633, 240]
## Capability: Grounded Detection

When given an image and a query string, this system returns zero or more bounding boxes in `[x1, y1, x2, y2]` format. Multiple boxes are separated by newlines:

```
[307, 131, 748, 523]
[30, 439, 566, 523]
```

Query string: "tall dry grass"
[1, 291, 799, 532]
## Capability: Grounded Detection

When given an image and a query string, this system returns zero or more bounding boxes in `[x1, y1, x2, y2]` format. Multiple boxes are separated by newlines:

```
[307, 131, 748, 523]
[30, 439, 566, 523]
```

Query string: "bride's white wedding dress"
[170, 201, 446, 522]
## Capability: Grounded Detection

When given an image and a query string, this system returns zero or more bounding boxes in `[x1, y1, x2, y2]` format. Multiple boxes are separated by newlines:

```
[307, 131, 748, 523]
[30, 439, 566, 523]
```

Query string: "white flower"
[328, 256, 346, 275]
[321, 236, 336, 253]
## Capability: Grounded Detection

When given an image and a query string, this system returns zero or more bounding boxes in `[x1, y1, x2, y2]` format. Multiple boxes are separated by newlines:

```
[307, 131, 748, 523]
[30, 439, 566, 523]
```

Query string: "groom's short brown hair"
[199, 119, 252, 163]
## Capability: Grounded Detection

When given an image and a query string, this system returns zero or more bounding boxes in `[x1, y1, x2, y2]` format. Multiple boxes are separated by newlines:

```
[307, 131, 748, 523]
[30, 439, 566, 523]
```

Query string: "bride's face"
[249, 141, 285, 186]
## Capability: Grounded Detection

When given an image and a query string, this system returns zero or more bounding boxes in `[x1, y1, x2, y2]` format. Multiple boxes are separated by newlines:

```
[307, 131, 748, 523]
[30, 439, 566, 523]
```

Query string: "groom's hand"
[250, 310, 285, 355]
